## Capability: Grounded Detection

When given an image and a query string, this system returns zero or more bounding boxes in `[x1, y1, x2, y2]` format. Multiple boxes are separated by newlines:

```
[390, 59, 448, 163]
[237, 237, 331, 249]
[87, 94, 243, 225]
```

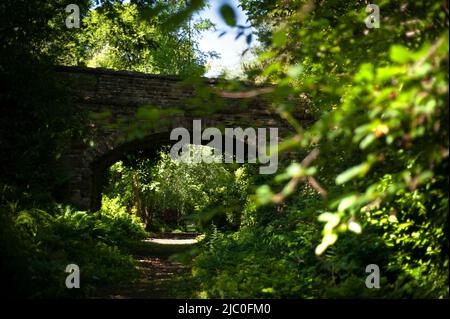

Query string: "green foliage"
[68, 1, 212, 76]
[0, 187, 147, 297]
[103, 146, 250, 231]
[99, 194, 148, 242]
[194, 196, 391, 298]
[191, 0, 448, 299]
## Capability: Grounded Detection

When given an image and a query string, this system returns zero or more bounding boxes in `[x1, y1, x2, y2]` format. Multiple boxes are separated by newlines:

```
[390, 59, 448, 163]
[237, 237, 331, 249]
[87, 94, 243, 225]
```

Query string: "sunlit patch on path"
[143, 238, 198, 245]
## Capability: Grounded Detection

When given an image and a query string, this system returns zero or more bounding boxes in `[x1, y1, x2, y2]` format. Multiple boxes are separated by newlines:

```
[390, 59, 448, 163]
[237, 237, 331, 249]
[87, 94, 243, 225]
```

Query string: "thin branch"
[301, 148, 320, 167]
[215, 87, 274, 99]
[411, 36, 445, 71]
[307, 176, 327, 198]
[271, 148, 327, 205]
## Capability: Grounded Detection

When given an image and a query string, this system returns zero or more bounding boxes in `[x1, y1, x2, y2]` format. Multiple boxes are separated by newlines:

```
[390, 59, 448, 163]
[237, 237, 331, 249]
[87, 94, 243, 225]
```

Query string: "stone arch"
[54, 66, 311, 211]
[90, 131, 172, 212]
[88, 127, 262, 212]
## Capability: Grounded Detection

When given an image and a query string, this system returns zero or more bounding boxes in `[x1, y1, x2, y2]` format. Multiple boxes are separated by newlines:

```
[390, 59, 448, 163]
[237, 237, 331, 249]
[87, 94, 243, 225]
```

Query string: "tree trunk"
[131, 173, 147, 227]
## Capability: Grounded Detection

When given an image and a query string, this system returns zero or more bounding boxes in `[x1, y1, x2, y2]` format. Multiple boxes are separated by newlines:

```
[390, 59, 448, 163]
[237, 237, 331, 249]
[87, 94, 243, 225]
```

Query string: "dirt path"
[99, 234, 200, 299]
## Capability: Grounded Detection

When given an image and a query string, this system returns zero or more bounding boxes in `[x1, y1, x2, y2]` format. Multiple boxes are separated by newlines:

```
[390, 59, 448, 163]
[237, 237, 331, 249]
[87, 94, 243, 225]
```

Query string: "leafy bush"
[190, 0, 448, 299]
[99, 194, 148, 243]
[0, 188, 147, 298]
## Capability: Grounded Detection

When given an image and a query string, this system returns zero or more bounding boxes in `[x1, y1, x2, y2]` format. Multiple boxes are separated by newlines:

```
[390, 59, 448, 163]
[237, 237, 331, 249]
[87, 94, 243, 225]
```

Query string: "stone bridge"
[55, 66, 310, 211]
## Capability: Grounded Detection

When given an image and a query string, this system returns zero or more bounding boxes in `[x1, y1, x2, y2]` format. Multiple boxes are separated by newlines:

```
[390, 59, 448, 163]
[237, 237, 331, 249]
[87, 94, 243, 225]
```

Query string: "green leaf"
[348, 221, 362, 234]
[377, 66, 405, 81]
[390, 45, 411, 63]
[262, 287, 275, 294]
[336, 163, 371, 185]
[246, 33, 253, 45]
[315, 242, 327, 255]
[315, 233, 338, 255]
[287, 64, 304, 78]
[286, 162, 303, 177]
[323, 233, 338, 246]
[235, 31, 244, 40]
[262, 61, 281, 76]
[256, 185, 273, 205]
[338, 195, 358, 212]
[318, 212, 335, 222]
[360, 133, 376, 149]
[89, 110, 112, 120]
[136, 107, 160, 120]
[355, 63, 374, 83]
[272, 30, 287, 48]
[220, 4, 236, 27]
